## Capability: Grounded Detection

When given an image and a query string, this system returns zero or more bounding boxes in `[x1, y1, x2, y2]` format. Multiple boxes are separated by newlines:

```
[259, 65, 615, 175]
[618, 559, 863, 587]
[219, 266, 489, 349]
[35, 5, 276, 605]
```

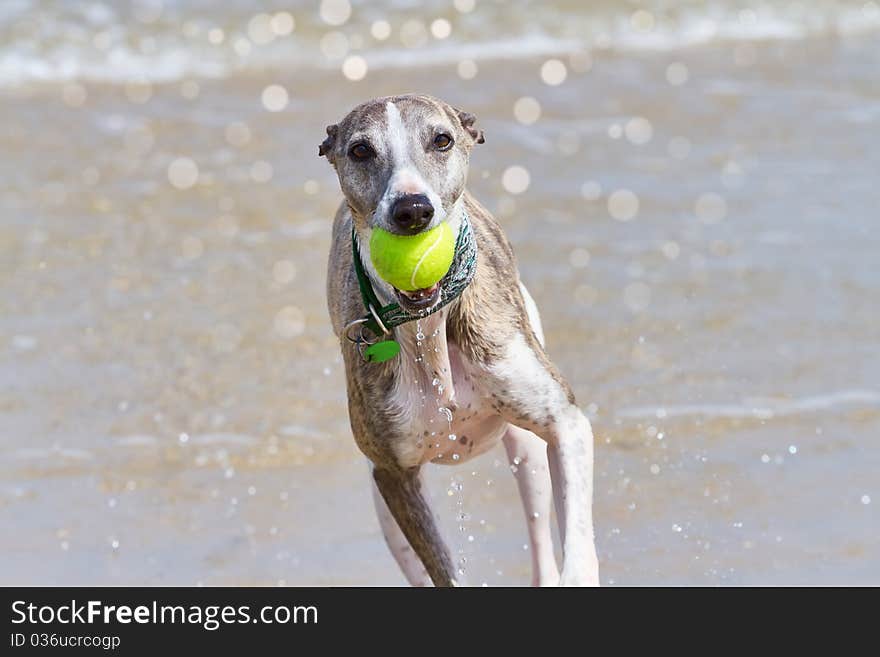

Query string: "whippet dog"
[322, 94, 599, 586]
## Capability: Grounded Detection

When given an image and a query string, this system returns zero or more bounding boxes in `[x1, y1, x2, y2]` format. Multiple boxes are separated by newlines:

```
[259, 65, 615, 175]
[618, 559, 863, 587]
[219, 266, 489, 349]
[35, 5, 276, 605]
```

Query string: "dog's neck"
[394, 200, 468, 407]
[357, 197, 468, 408]
[393, 307, 457, 411]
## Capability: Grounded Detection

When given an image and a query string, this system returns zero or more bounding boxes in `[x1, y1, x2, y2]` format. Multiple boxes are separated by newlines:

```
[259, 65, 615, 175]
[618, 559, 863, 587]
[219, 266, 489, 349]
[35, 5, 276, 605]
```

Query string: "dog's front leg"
[370, 466, 433, 586]
[372, 465, 457, 587]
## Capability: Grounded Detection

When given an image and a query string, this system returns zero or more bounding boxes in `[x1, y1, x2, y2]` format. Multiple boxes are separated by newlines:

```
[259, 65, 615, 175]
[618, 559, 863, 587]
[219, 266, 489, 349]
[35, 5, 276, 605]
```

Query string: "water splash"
[414, 320, 425, 364]
[451, 476, 467, 578]
[413, 316, 474, 579]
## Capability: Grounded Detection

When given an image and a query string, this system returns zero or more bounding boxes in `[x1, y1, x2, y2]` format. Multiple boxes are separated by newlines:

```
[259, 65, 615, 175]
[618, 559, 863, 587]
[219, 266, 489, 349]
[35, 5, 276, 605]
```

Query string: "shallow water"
[1, 1, 878, 585]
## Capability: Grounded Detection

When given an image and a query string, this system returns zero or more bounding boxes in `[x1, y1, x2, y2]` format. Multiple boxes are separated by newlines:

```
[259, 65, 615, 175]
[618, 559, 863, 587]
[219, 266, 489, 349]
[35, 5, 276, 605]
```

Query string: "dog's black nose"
[390, 194, 434, 234]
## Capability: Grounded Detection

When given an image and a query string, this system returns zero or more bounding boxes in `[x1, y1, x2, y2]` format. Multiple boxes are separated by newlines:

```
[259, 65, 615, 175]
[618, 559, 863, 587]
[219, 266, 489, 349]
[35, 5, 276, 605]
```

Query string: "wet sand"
[1, 2, 878, 585]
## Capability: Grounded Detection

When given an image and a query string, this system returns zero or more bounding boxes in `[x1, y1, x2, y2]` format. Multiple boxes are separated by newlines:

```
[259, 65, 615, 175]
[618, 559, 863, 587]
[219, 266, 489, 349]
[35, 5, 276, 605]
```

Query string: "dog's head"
[319, 94, 483, 237]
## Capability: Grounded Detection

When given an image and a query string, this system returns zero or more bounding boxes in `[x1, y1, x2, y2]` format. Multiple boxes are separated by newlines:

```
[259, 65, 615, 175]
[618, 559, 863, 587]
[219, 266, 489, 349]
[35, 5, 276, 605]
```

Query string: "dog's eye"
[349, 143, 374, 160]
[433, 133, 453, 151]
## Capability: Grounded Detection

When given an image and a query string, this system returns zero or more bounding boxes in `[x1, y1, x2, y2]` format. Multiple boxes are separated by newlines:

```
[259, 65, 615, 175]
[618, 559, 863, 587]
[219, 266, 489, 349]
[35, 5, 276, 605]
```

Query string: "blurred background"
[1, 0, 878, 585]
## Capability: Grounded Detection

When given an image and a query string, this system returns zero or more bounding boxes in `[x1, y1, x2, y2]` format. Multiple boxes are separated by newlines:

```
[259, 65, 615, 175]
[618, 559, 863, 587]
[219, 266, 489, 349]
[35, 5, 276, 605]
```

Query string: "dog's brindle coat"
[323, 94, 599, 586]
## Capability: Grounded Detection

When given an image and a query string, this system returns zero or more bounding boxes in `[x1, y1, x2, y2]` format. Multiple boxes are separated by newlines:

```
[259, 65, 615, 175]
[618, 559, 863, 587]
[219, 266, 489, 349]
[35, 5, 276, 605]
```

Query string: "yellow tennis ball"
[369, 222, 455, 291]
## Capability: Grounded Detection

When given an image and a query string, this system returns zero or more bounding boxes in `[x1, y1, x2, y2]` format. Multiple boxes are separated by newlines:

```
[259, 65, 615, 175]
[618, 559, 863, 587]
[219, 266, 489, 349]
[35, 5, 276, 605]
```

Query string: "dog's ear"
[457, 110, 485, 145]
[318, 124, 338, 160]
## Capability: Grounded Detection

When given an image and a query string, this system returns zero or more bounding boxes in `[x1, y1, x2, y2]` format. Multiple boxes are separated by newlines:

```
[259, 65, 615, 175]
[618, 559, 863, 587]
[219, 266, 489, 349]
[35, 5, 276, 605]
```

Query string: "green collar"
[347, 211, 477, 361]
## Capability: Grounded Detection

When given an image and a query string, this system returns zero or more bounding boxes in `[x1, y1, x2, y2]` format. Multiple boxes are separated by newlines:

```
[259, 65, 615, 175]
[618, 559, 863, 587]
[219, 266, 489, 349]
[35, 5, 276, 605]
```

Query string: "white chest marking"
[385, 284, 552, 468]
[385, 313, 506, 468]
